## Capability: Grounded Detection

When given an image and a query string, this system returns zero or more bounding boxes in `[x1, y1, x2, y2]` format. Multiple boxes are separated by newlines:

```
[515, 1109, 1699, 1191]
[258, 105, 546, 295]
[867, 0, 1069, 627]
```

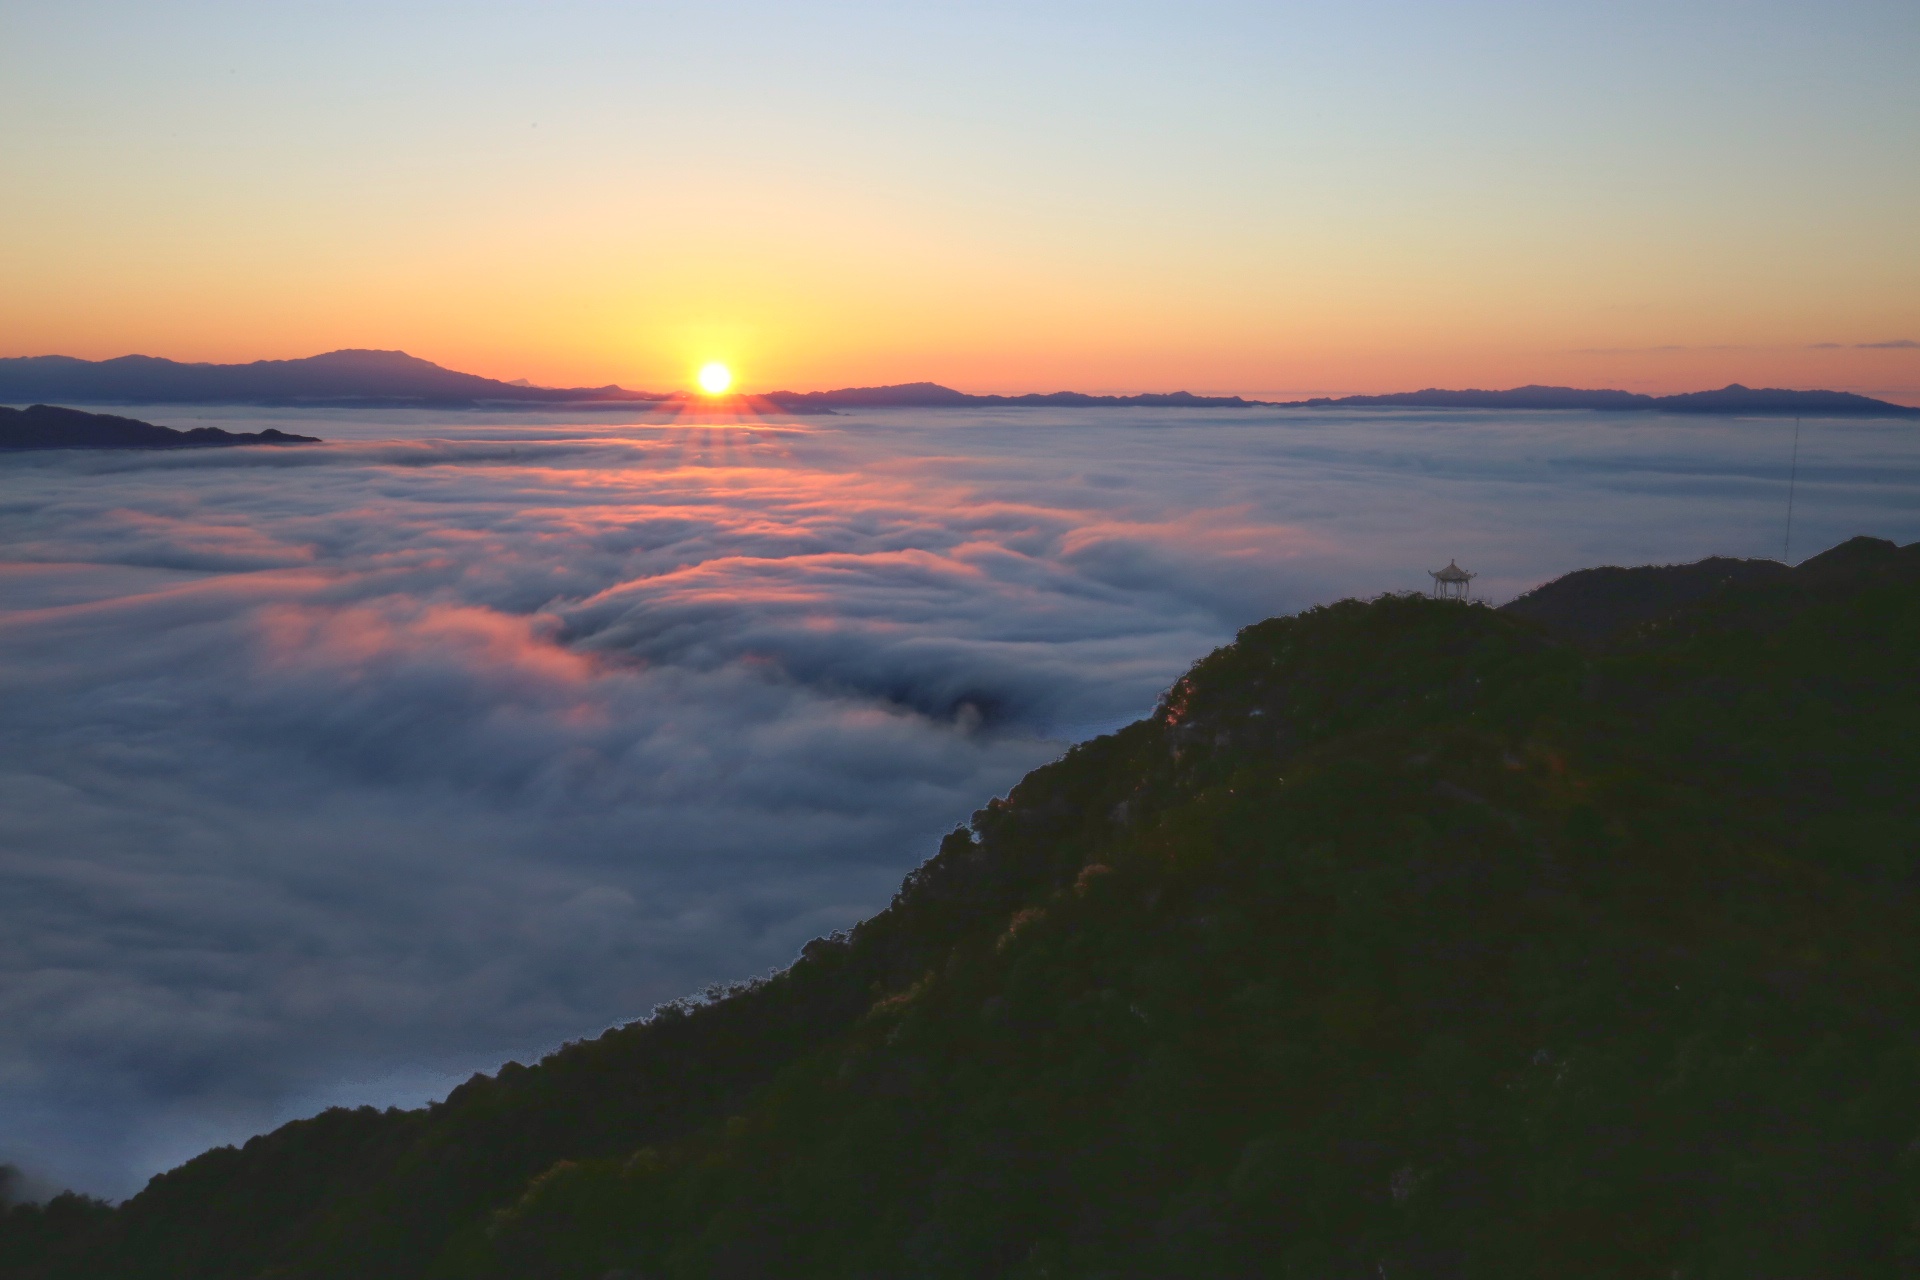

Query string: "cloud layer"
[3, 404, 1918, 1196]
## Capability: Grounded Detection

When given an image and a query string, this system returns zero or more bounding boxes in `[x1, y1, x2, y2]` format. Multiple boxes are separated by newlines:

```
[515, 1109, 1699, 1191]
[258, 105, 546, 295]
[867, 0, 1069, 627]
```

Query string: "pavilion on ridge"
[1429, 559, 1475, 600]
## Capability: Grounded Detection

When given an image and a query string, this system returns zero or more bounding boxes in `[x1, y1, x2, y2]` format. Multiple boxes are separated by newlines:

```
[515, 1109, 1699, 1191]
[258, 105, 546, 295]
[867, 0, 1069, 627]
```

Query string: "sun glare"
[697, 362, 733, 395]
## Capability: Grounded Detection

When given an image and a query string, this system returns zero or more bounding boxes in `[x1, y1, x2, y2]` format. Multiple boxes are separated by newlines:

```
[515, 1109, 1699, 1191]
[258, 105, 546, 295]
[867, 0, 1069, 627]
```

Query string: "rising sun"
[697, 362, 733, 395]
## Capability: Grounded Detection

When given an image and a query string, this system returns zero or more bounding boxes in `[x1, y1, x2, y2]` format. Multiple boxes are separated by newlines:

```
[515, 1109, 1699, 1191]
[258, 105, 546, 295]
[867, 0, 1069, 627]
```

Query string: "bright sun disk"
[697, 363, 733, 395]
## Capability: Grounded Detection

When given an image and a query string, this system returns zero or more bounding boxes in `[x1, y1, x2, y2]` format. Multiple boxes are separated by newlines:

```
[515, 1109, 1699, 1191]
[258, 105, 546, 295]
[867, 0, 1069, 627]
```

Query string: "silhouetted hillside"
[1501, 536, 1920, 644]
[1501, 555, 1792, 644]
[0, 351, 663, 408]
[0, 404, 319, 450]
[5, 535, 1918, 1278]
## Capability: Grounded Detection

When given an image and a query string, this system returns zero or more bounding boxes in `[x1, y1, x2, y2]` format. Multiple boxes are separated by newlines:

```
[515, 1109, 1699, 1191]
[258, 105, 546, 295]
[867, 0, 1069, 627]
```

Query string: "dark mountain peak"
[758, 383, 1259, 410]
[1500, 556, 1789, 644]
[296, 348, 432, 367]
[1652, 383, 1915, 415]
[1795, 533, 1918, 580]
[1501, 535, 1920, 644]
[761, 382, 977, 408]
[1284, 385, 1659, 410]
[94, 353, 203, 368]
[877, 381, 960, 394]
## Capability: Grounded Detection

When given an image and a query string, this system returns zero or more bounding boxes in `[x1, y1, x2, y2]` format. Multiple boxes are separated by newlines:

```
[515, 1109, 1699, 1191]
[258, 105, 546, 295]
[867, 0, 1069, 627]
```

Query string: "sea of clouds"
[3, 404, 1916, 1197]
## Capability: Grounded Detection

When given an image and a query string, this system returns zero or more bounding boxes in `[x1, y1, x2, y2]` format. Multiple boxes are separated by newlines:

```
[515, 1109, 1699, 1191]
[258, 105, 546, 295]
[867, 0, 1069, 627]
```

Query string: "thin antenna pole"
[1783, 416, 1801, 563]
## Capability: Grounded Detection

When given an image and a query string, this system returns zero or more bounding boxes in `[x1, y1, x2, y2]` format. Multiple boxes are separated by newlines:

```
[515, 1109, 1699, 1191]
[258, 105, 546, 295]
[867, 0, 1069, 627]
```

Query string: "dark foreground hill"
[6, 536, 1920, 1279]
[0, 404, 319, 450]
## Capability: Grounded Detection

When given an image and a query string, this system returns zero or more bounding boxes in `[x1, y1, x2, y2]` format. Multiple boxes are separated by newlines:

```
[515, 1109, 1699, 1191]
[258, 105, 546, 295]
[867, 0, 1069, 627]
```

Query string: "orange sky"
[2, 3, 1915, 402]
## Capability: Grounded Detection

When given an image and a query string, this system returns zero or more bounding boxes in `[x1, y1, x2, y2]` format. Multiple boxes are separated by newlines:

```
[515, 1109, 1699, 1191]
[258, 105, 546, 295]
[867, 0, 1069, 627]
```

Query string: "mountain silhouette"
[1278, 382, 1919, 416]
[766, 381, 1919, 415]
[760, 382, 1263, 410]
[6, 352, 1912, 415]
[0, 350, 663, 408]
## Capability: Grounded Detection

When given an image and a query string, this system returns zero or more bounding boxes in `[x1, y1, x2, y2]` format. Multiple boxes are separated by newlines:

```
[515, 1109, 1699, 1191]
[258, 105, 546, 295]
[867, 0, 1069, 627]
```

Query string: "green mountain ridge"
[6, 535, 1919, 1278]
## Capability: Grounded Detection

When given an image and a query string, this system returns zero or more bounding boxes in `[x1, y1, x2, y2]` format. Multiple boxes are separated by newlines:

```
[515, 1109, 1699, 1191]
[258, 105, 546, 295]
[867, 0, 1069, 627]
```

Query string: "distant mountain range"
[757, 382, 1266, 411]
[0, 350, 663, 408]
[1, 350, 1913, 416]
[767, 381, 1917, 416]
[1276, 383, 1920, 416]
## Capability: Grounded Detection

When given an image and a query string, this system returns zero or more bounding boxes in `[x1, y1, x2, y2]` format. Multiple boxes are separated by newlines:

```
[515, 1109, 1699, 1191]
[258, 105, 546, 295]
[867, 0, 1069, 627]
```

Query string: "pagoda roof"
[1430, 559, 1475, 582]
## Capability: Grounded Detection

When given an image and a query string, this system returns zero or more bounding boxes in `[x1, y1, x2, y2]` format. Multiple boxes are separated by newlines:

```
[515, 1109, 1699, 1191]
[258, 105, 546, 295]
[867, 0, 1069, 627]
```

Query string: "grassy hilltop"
[6, 535, 1919, 1279]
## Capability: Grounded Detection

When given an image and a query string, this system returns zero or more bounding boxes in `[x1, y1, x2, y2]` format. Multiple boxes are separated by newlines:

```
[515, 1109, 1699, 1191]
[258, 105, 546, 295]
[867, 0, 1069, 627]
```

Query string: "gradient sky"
[2, 0, 1917, 399]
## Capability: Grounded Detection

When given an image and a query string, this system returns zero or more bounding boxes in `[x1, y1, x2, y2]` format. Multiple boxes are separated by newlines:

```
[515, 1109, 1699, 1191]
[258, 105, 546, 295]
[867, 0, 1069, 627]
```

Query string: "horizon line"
[3, 348, 1917, 411]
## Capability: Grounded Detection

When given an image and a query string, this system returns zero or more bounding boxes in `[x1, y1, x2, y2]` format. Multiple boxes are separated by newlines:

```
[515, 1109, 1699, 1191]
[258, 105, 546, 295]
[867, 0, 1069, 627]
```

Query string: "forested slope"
[5, 535, 1918, 1279]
